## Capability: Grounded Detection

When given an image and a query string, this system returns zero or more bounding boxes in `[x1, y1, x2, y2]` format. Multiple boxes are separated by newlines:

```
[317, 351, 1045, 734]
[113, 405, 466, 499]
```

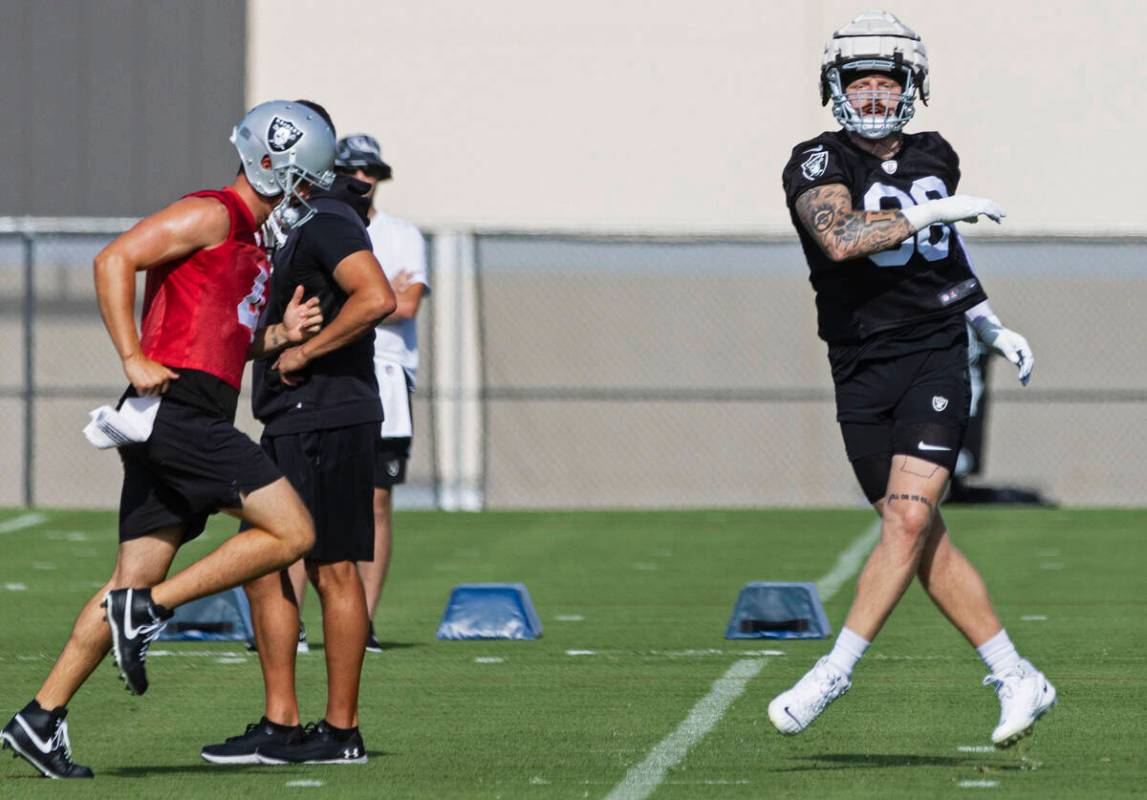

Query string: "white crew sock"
[977, 629, 1022, 675]
[826, 627, 870, 677]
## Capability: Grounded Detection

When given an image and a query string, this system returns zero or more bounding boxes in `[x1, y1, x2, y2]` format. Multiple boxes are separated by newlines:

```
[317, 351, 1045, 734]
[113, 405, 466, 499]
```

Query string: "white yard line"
[602, 518, 881, 800]
[0, 513, 47, 535]
[815, 518, 883, 602]
[602, 658, 765, 800]
[147, 650, 246, 658]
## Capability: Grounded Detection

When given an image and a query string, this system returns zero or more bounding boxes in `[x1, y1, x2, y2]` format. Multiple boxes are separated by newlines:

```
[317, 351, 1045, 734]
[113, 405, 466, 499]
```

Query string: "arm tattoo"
[795, 184, 915, 262]
[812, 207, 835, 232]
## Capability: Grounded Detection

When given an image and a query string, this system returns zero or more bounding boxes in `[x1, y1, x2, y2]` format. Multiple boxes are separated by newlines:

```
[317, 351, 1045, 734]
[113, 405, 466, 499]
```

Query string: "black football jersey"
[782, 130, 988, 354]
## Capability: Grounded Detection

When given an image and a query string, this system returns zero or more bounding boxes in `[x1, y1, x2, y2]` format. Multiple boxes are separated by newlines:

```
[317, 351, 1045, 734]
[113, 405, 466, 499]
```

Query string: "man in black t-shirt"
[201, 103, 397, 767]
[767, 12, 1055, 749]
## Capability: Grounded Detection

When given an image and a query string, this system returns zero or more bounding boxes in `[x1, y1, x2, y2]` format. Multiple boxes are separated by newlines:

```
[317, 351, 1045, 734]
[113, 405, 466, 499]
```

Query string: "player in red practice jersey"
[1, 100, 336, 780]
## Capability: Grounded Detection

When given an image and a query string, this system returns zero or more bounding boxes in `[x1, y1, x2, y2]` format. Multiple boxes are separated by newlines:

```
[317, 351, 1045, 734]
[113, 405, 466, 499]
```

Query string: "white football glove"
[969, 314, 1034, 386]
[902, 195, 1006, 231]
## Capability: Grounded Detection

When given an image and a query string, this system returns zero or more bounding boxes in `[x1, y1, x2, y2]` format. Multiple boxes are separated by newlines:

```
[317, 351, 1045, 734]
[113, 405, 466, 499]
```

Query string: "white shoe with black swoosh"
[767, 656, 850, 735]
[102, 587, 172, 696]
[984, 659, 1057, 748]
[1, 702, 93, 778]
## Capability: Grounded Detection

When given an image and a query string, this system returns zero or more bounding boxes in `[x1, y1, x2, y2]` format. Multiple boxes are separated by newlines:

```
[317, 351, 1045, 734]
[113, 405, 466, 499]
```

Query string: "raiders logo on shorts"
[386, 460, 401, 477]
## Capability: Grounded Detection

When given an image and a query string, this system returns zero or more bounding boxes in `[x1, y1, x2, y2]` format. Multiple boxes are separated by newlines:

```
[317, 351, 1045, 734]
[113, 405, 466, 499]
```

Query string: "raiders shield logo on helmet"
[801, 150, 829, 181]
[932, 395, 949, 412]
[267, 116, 305, 153]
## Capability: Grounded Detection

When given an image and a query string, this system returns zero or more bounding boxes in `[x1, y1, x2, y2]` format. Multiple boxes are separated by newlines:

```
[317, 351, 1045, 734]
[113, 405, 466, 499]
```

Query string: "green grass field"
[0, 508, 1144, 798]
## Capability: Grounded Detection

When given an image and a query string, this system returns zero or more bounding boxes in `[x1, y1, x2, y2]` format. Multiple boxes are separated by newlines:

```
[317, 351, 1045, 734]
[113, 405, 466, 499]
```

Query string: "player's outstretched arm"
[93, 197, 231, 395]
[966, 300, 1034, 385]
[796, 184, 916, 262]
[796, 184, 1006, 263]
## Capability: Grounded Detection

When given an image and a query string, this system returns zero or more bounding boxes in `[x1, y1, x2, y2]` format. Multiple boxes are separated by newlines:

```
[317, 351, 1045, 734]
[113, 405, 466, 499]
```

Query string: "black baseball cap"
[335, 134, 392, 180]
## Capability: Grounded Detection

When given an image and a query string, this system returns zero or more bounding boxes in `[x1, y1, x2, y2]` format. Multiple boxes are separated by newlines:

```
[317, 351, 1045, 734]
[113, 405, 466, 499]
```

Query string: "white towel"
[83, 396, 161, 449]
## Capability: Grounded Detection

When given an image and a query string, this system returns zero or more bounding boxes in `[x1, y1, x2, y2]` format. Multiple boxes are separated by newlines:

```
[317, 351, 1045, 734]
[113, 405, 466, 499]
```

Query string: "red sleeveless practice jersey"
[139, 188, 270, 389]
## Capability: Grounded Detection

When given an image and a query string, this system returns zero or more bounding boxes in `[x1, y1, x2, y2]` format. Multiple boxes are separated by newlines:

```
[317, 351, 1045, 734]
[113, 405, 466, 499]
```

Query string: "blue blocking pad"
[436, 583, 543, 640]
[724, 582, 832, 640]
[157, 587, 255, 642]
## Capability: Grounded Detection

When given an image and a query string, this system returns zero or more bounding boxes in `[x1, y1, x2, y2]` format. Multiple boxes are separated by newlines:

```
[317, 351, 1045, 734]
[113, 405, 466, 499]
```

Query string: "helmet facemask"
[256, 160, 335, 251]
[268, 156, 335, 231]
[826, 61, 918, 140]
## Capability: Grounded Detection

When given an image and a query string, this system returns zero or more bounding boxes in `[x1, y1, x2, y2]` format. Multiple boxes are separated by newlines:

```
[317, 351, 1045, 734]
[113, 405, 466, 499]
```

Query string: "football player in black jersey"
[767, 11, 1055, 749]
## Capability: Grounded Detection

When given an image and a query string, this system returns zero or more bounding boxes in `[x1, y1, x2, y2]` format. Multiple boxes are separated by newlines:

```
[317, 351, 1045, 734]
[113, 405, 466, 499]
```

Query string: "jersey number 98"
[863, 176, 950, 268]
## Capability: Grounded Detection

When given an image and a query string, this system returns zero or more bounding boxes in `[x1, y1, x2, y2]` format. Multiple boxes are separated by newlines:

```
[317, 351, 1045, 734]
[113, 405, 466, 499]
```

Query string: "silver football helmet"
[820, 11, 930, 139]
[230, 100, 336, 229]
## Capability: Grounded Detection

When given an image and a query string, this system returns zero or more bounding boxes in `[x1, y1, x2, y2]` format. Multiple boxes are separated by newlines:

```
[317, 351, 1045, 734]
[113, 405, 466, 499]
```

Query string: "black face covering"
[310, 174, 373, 224]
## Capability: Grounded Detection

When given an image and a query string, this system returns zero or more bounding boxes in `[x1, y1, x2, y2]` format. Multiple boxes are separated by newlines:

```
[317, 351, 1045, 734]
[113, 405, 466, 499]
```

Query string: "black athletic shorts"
[259, 423, 376, 563]
[118, 400, 283, 544]
[834, 335, 971, 503]
[375, 436, 411, 488]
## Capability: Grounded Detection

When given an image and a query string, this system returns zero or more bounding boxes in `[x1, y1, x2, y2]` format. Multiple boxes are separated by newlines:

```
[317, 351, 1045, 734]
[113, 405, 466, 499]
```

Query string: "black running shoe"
[297, 621, 310, 654]
[364, 621, 383, 654]
[256, 720, 367, 765]
[102, 587, 172, 696]
[201, 717, 304, 765]
[1, 701, 93, 779]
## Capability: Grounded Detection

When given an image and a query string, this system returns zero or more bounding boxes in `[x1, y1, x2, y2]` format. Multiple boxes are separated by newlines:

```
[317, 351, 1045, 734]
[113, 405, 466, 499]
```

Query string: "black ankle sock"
[322, 721, 358, 740]
[22, 699, 64, 721]
[265, 718, 300, 732]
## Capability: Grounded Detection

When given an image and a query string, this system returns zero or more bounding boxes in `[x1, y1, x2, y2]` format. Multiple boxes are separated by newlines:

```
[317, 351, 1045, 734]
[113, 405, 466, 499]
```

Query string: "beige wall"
[249, 1, 1147, 235]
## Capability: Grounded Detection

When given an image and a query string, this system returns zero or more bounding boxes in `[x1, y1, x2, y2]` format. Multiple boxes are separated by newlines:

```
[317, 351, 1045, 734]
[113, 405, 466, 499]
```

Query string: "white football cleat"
[767, 656, 850, 735]
[983, 658, 1057, 748]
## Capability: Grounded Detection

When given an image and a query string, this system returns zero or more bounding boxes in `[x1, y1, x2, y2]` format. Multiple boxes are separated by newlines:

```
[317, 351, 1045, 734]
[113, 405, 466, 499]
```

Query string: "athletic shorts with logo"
[257, 423, 376, 562]
[118, 399, 283, 543]
[375, 435, 411, 489]
[375, 367, 413, 489]
[834, 334, 971, 502]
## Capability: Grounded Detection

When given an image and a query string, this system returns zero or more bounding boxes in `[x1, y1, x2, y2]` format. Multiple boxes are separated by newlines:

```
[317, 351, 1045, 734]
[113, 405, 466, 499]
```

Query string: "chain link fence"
[475, 234, 1147, 508]
[0, 222, 437, 509]
[2, 222, 1144, 508]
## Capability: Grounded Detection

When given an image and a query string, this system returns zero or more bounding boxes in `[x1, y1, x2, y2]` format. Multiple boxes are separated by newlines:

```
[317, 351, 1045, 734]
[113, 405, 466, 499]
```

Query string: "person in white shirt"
[334, 134, 429, 653]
